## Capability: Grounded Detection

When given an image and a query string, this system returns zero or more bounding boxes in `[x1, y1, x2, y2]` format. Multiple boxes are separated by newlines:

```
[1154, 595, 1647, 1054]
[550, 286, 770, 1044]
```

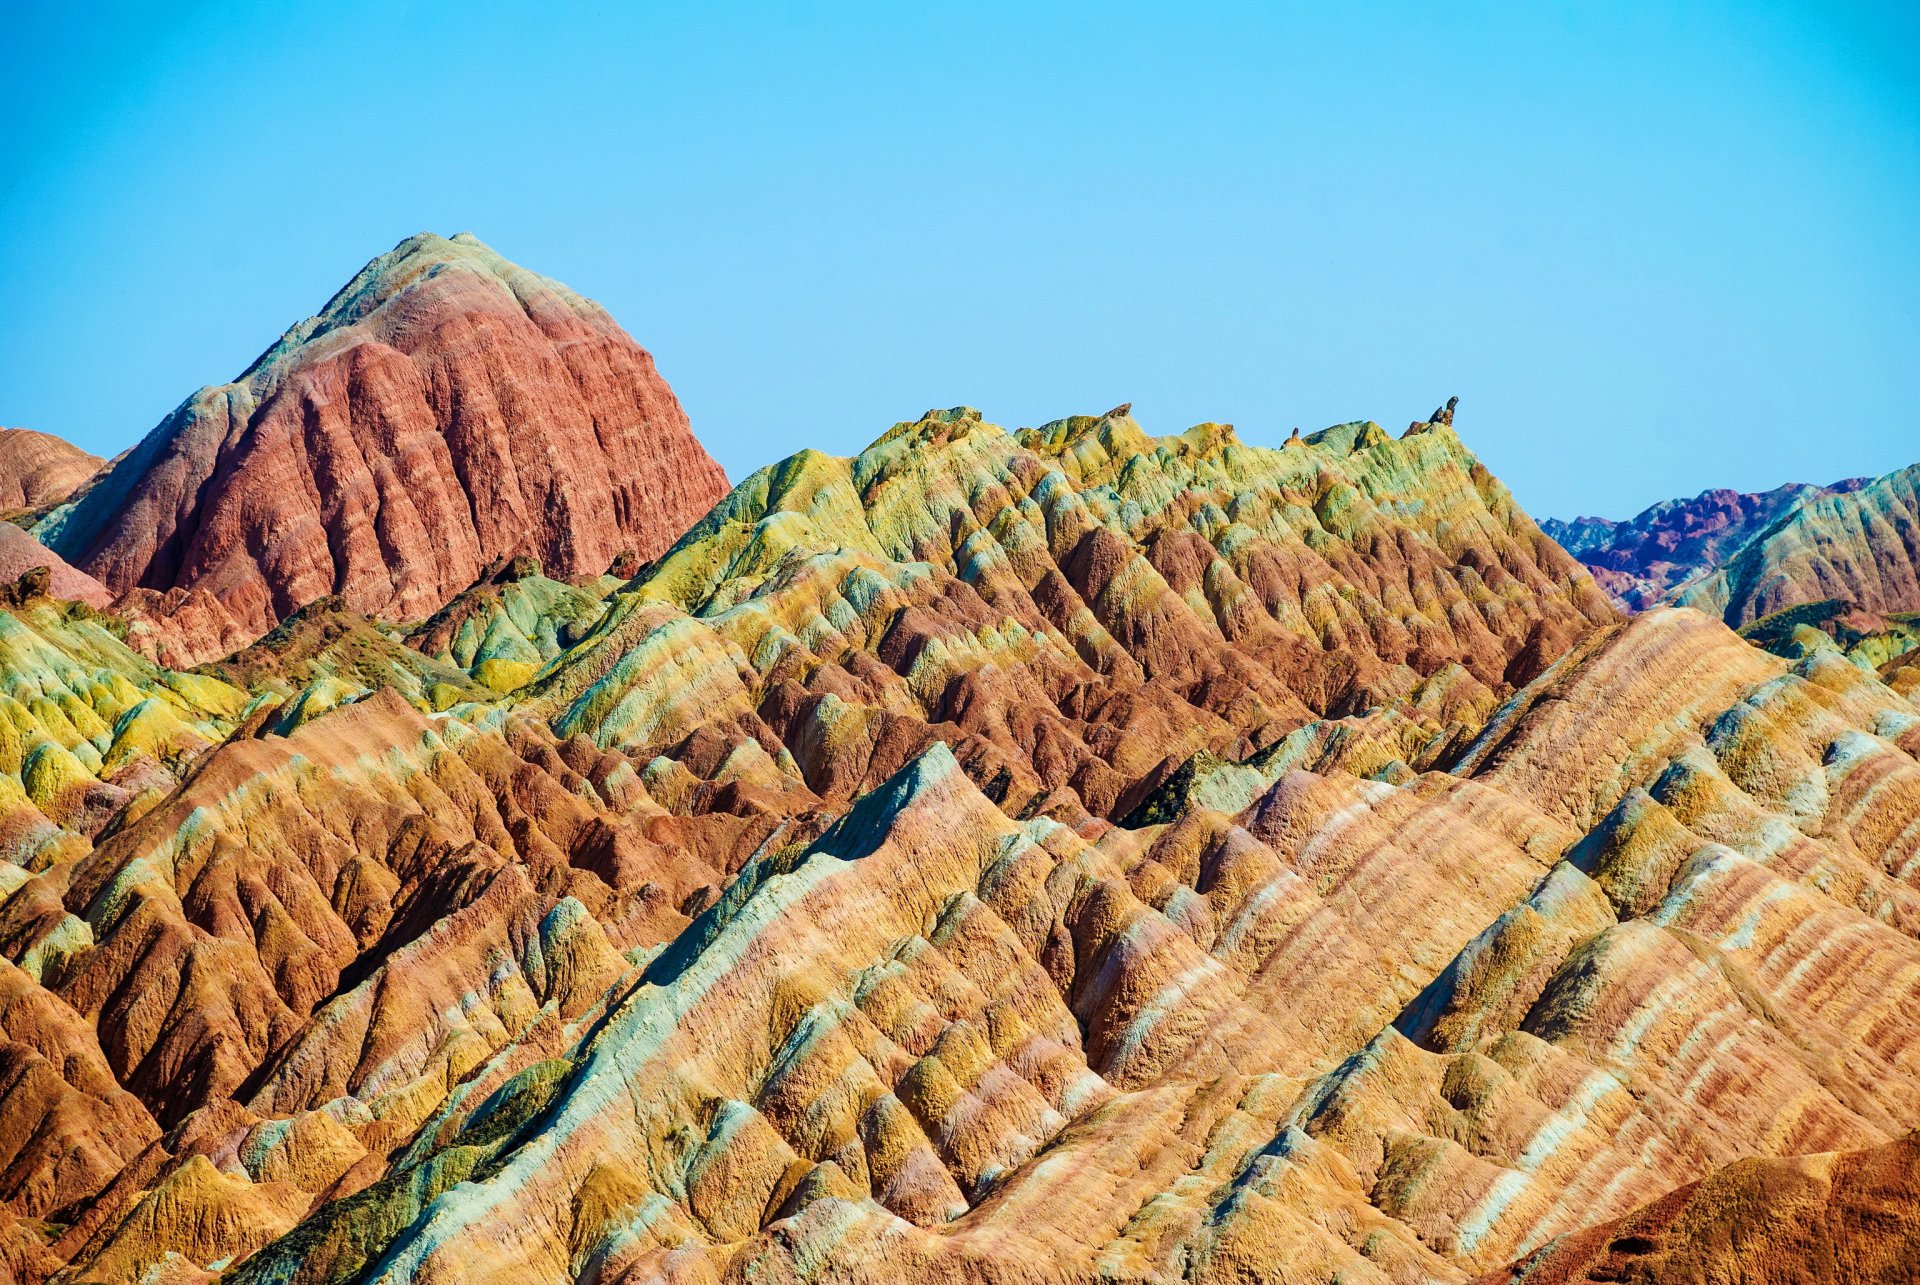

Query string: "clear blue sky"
[2, 1, 1915, 520]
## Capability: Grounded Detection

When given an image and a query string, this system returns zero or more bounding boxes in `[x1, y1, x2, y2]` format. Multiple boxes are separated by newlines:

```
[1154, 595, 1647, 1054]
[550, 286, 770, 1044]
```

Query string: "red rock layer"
[0, 526, 111, 609]
[279, 605, 1920, 1284]
[527, 407, 1616, 827]
[1677, 461, 1920, 625]
[0, 430, 101, 515]
[3, 403, 1917, 1281]
[38, 233, 729, 639]
[1541, 478, 1867, 612]
[1545, 462, 1920, 627]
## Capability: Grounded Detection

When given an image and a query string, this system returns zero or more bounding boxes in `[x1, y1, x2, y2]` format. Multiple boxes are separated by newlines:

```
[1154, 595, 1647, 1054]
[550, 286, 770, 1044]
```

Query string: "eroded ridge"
[0, 401, 1912, 1283]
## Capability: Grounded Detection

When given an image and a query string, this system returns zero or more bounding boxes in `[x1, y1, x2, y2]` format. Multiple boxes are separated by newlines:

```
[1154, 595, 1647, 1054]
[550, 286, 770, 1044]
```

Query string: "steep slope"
[0, 430, 102, 516]
[1541, 478, 1869, 611]
[1477, 1133, 1920, 1285]
[37, 233, 730, 639]
[229, 607, 1920, 1285]
[521, 406, 1615, 822]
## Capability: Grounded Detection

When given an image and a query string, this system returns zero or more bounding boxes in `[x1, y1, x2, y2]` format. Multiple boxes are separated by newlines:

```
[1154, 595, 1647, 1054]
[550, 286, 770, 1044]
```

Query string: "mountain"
[1540, 477, 1869, 613]
[228, 606, 1920, 1285]
[0, 234, 1916, 1283]
[0, 377, 1913, 1282]
[0, 429, 101, 516]
[1676, 462, 1920, 626]
[1543, 463, 1920, 630]
[36, 233, 731, 640]
[518, 406, 1617, 821]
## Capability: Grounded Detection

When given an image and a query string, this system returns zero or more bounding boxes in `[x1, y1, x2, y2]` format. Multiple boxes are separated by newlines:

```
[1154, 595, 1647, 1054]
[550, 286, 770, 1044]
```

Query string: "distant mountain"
[1676, 462, 1920, 626]
[1545, 462, 1920, 631]
[36, 232, 730, 640]
[1541, 477, 1870, 613]
[0, 428, 101, 514]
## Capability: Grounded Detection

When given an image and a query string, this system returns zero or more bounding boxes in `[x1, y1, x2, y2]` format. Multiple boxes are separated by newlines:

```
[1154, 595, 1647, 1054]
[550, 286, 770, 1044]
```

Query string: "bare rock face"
[38, 233, 730, 639]
[109, 586, 255, 668]
[0, 429, 102, 515]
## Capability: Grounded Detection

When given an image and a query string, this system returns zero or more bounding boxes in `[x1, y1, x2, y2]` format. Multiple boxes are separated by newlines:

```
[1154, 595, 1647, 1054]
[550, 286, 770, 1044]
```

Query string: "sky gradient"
[2, 0, 1915, 520]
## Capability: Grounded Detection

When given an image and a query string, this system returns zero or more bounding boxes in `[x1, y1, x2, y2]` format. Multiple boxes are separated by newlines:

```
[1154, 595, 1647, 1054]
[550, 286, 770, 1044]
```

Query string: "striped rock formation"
[1476, 1132, 1920, 1285]
[1544, 463, 1920, 627]
[34, 233, 730, 644]
[219, 606, 1920, 1285]
[0, 383, 1912, 1281]
[1676, 461, 1920, 626]
[0, 429, 102, 518]
[518, 406, 1615, 822]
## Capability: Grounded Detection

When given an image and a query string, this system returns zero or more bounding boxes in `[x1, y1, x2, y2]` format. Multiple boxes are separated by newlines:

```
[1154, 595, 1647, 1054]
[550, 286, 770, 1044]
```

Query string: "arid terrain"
[0, 236, 1912, 1284]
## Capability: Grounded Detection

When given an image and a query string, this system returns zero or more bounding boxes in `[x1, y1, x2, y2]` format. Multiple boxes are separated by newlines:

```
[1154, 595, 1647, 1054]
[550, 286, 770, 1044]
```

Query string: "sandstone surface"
[0, 528, 112, 610]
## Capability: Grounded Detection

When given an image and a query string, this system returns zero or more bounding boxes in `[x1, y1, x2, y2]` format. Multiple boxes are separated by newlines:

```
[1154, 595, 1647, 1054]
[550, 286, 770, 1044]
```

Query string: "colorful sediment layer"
[0, 239, 1912, 1284]
[1545, 465, 1920, 627]
[34, 234, 730, 648]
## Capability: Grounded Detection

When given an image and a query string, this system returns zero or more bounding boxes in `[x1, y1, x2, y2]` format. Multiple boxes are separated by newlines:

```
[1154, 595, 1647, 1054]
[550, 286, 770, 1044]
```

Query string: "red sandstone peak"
[39, 232, 730, 636]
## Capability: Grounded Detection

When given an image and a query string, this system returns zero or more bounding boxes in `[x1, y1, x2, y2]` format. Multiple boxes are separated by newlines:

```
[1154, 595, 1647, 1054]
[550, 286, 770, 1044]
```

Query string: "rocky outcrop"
[0, 430, 101, 516]
[110, 586, 255, 669]
[0, 526, 111, 609]
[405, 562, 618, 694]
[37, 233, 730, 641]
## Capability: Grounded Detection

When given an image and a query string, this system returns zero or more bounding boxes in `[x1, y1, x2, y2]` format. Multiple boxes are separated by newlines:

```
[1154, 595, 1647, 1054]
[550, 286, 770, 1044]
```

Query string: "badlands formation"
[35, 234, 731, 658]
[0, 432, 101, 519]
[0, 236, 1911, 1283]
[1544, 466, 1920, 626]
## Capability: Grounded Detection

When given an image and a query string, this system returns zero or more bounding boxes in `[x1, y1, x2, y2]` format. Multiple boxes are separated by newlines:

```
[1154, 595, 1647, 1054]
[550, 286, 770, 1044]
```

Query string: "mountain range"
[1544, 468, 1920, 626]
[0, 235, 1912, 1284]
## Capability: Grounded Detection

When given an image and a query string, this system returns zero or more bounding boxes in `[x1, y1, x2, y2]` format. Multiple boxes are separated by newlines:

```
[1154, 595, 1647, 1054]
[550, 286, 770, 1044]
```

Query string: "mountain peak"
[42, 234, 730, 641]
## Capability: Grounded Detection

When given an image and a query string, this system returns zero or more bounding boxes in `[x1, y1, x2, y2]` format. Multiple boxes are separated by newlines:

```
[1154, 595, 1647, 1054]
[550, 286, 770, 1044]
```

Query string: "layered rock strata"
[1545, 464, 1920, 628]
[0, 392, 1912, 1281]
[36, 233, 730, 640]
[0, 430, 102, 516]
